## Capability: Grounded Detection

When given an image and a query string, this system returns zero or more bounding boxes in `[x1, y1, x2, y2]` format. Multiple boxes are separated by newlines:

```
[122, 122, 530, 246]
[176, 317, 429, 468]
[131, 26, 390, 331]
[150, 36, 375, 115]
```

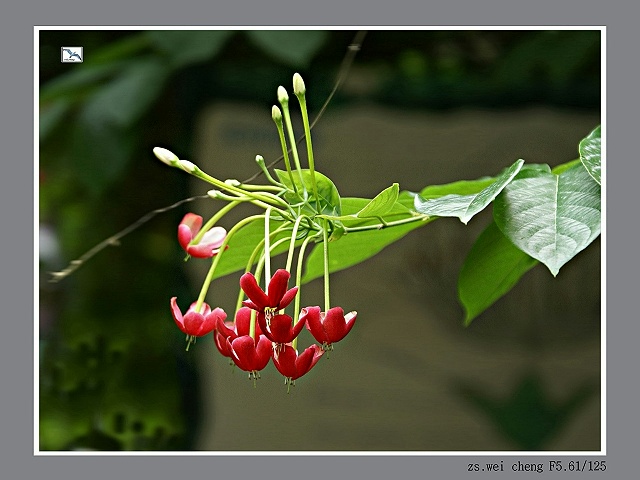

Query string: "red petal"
[323, 307, 357, 343]
[240, 273, 269, 311]
[229, 335, 273, 371]
[198, 307, 226, 336]
[186, 243, 216, 258]
[301, 306, 326, 343]
[293, 344, 324, 379]
[216, 316, 236, 339]
[266, 269, 290, 308]
[266, 314, 299, 344]
[272, 344, 298, 378]
[279, 287, 298, 310]
[183, 311, 206, 336]
[214, 331, 232, 357]
[181, 213, 202, 233]
[234, 307, 253, 336]
[170, 297, 187, 334]
[177, 224, 193, 251]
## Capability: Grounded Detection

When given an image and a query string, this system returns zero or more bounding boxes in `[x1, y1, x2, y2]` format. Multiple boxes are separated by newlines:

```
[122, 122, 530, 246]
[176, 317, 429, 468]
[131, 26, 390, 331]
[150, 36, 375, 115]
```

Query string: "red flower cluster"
[172, 268, 357, 389]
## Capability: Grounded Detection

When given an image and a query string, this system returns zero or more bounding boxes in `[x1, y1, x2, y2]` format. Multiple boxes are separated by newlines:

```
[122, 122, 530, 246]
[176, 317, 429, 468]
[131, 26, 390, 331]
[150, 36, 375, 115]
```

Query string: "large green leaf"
[145, 30, 233, 68]
[579, 125, 601, 185]
[301, 197, 432, 283]
[493, 163, 601, 276]
[246, 31, 328, 67]
[414, 159, 524, 224]
[458, 221, 538, 325]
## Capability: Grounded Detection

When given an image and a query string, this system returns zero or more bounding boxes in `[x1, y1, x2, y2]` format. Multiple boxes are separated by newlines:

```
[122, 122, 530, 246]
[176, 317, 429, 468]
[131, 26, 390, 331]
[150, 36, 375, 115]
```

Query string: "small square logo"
[61, 47, 83, 63]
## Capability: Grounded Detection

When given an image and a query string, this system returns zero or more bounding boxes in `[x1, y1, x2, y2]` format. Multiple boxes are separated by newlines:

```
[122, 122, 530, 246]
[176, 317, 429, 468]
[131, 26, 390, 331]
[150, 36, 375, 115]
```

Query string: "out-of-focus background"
[39, 29, 601, 451]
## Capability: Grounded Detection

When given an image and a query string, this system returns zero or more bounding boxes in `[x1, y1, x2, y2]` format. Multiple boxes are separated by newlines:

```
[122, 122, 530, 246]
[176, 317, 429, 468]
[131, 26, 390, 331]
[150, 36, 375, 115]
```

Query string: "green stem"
[194, 167, 289, 209]
[297, 93, 321, 213]
[342, 214, 430, 233]
[264, 208, 272, 289]
[194, 214, 265, 312]
[191, 200, 240, 246]
[273, 115, 299, 196]
[285, 216, 304, 273]
[279, 100, 306, 194]
[293, 235, 315, 350]
[322, 219, 330, 312]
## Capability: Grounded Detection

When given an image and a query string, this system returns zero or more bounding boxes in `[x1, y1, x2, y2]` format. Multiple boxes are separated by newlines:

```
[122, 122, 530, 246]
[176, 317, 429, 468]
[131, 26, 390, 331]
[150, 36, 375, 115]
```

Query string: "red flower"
[170, 297, 226, 350]
[257, 313, 305, 345]
[227, 335, 273, 379]
[302, 306, 357, 350]
[178, 213, 226, 259]
[240, 269, 298, 314]
[272, 344, 324, 389]
[214, 307, 262, 358]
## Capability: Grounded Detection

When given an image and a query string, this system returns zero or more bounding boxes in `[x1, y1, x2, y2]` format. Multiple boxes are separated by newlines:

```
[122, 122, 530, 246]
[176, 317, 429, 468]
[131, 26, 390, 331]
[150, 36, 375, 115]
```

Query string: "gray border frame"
[7, 0, 635, 478]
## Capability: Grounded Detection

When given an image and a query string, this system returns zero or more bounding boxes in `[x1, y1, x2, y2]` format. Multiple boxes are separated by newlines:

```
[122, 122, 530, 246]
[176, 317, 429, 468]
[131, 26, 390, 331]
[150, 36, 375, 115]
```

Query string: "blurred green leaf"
[246, 30, 328, 67]
[145, 30, 233, 68]
[83, 57, 170, 128]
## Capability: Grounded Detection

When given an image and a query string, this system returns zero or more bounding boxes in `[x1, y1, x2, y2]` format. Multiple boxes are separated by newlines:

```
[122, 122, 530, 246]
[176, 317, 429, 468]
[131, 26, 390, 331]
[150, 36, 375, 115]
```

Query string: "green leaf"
[246, 31, 328, 67]
[275, 169, 342, 216]
[414, 159, 524, 224]
[579, 125, 601, 185]
[493, 163, 601, 276]
[356, 183, 399, 218]
[146, 30, 233, 68]
[458, 221, 538, 325]
[417, 177, 495, 199]
[301, 197, 433, 283]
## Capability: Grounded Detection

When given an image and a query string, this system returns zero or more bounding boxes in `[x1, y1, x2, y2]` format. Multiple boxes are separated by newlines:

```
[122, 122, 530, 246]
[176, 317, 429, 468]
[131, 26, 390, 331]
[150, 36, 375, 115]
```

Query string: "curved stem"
[194, 214, 265, 312]
[191, 200, 240, 246]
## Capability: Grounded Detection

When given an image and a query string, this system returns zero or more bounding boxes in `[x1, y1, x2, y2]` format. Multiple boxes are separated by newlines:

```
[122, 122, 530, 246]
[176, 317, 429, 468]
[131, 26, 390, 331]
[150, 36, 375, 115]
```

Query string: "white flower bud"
[255, 155, 265, 165]
[153, 147, 179, 166]
[271, 105, 282, 121]
[178, 160, 196, 173]
[293, 73, 306, 96]
[277, 86, 289, 104]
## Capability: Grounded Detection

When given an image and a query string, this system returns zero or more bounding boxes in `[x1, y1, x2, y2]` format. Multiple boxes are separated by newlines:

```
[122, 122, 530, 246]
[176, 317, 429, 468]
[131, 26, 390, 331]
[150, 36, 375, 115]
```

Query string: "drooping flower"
[170, 297, 226, 350]
[257, 313, 305, 345]
[227, 335, 273, 380]
[272, 344, 324, 391]
[240, 269, 298, 314]
[214, 307, 262, 358]
[302, 306, 357, 350]
[178, 213, 227, 259]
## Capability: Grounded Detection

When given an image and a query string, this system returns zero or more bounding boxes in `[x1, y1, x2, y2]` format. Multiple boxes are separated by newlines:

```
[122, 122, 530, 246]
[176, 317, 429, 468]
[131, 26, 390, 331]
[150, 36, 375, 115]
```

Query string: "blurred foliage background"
[38, 29, 601, 451]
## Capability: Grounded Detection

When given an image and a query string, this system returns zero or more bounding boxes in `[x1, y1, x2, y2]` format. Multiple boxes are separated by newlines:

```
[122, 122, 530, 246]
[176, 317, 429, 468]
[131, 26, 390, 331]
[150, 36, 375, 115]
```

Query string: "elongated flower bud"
[153, 147, 179, 166]
[293, 73, 306, 96]
[272, 105, 282, 122]
[178, 160, 196, 173]
[277, 86, 289, 104]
